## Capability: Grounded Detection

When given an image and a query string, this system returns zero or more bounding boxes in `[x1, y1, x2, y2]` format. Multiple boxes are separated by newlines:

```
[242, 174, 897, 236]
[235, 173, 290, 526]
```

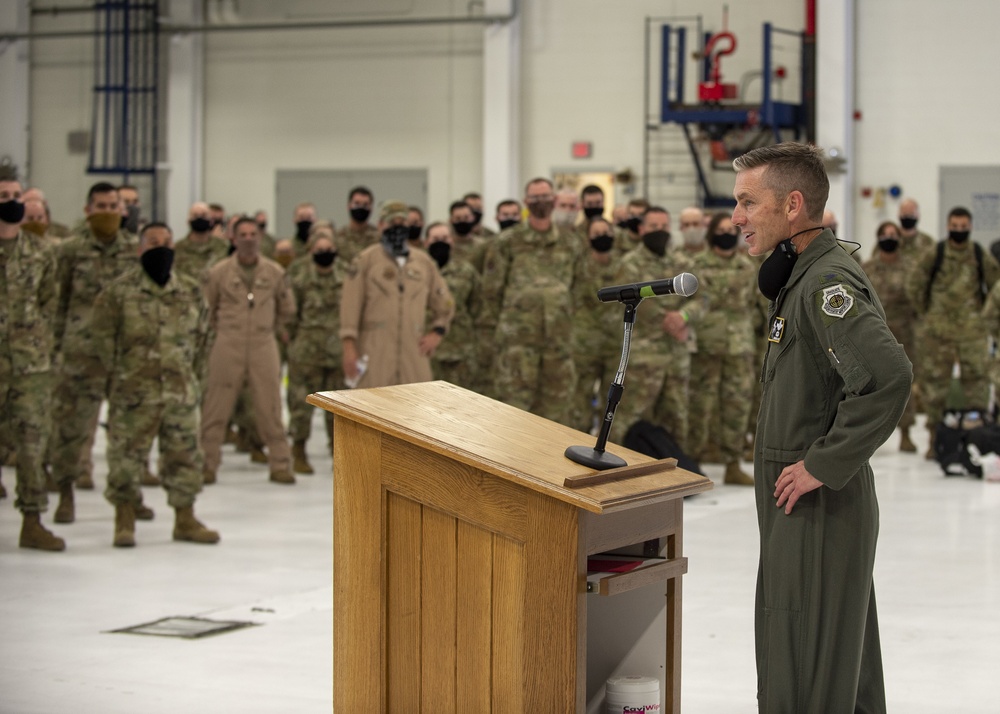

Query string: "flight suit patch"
[817, 283, 856, 320]
[768, 316, 785, 343]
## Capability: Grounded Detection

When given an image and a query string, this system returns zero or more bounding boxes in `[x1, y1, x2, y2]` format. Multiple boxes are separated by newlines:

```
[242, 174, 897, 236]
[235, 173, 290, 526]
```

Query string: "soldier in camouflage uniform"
[478, 178, 583, 427]
[21, 199, 61, 249]
[907, 206, 1000, 455]
[286, 224, 346, 474]
[49, 182, 140, 524]
[462, 192, 496, 240]
[335, 186, 378, 264]
[174, 201, 229, 285]
[91, 223, 218, 547]
[688, 214, 756, 484]
[424, 222, 481, 391]
[862, 221, 920, 452]
[570, 218, 621, 433]
[0, 176, 65, 551]
[896, 198, 935, 257]
[450, 200, 489, 273]
[608, 207, 706, 446]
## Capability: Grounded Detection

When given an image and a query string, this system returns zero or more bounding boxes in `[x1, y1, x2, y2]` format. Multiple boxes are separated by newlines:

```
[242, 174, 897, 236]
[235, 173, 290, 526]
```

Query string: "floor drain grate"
[108, 616, 256, 639]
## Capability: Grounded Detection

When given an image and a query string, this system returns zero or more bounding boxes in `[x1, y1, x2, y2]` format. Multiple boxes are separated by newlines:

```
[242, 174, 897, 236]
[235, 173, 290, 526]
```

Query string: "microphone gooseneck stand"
[564, 297, 641, 470]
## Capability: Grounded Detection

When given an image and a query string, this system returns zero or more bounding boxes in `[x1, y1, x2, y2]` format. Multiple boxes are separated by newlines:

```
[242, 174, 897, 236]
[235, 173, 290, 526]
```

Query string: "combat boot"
[202, 466, 216, 485]
[135, 502, 155, 521]
[54, 483, 75, 524]
[141, 466, 161, 487]
[269, 469, 296, 485]
[173, 506, 220, 544]
[249, 445, 268, 464]
[899, 428, 917, 453]
[19, 512, 66, 551]
[292, 440, 314, 475]
[724, 462, 754, 486]
[925, 425, 937, 460]
[76, 473, 95, 490]
[113, 503, 136, 548]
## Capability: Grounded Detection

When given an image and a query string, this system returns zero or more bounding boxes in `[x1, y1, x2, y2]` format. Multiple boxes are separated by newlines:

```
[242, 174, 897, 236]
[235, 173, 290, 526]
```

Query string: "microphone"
[596, 272, 699, 303]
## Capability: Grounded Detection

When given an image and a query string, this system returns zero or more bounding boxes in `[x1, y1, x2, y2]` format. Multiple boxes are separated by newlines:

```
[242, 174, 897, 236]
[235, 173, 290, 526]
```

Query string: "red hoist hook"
[698, 7, 739, 102]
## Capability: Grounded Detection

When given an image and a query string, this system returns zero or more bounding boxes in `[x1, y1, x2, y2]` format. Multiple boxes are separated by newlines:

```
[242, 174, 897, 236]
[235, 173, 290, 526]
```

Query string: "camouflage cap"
[379, 200, 409, 224]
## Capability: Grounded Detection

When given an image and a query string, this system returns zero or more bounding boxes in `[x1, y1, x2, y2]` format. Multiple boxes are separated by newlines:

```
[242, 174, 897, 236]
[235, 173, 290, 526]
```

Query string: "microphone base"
[564, 445, 627, 471]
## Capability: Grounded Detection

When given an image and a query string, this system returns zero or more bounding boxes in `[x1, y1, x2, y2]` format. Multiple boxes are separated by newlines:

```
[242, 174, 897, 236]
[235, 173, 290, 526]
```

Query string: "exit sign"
[572, 141, 592, 159]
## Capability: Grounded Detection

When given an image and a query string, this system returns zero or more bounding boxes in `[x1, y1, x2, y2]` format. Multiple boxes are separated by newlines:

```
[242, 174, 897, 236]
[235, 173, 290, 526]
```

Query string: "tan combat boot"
[724, 462, 754, 486]
[113, 503, 136, 548]
[19, 512, 66, 551]
[269, 469, 295, 485]
[135, 501, 155, 521]
[202, 466, 216, 485]
[925, 425, 937, 460]
[249, 445, 268, 464]
[141, 465, 161, 487]
[54, 482, 75, 524]
[76, 472, 94, 490]
[292, 440, 314, 475]
[173, 506, 220, 544]
[899, 428, 917, 453]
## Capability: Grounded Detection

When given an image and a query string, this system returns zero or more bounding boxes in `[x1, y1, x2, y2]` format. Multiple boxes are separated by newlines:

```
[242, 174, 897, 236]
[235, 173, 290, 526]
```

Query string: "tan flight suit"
[339, 244, 454, 388]
[200, 255, 295, 474]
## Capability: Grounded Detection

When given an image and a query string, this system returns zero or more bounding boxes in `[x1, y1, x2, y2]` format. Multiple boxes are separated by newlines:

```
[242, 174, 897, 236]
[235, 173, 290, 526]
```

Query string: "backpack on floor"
[934, 408, 990, 477]
[622, 420, 703, 475]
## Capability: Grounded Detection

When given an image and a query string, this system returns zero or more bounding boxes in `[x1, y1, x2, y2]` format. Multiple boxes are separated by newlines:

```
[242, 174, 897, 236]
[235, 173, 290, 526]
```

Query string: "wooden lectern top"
[308, 381, 711, 514]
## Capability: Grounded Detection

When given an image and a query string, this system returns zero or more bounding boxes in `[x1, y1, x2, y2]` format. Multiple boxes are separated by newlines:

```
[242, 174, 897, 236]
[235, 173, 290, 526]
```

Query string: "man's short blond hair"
[733, 142, 829, 222]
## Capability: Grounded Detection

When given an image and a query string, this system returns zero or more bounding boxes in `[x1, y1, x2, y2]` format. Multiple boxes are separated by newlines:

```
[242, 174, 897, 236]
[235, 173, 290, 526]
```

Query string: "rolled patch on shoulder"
[818, 283, 855, 319]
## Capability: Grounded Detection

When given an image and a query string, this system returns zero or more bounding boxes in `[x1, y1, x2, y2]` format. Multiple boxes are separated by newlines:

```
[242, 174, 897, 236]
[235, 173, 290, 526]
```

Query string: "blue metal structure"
[649, 22, 809, 207]
[88, 1, 159, 212]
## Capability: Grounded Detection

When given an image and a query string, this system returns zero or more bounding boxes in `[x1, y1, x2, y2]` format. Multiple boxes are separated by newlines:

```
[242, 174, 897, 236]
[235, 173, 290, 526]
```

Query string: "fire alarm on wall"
[572, 141, 592, 159]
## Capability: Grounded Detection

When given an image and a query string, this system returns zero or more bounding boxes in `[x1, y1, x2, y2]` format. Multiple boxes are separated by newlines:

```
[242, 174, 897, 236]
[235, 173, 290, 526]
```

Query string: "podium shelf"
[586, 557, 689, 596]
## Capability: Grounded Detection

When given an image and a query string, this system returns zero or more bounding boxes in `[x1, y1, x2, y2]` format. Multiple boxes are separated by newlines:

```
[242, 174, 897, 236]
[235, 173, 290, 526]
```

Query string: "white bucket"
[605, 675, 660, 713]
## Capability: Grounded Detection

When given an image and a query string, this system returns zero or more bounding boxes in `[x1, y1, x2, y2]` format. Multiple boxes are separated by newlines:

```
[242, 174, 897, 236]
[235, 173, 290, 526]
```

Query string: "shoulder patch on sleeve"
[815, 283, 857, 321]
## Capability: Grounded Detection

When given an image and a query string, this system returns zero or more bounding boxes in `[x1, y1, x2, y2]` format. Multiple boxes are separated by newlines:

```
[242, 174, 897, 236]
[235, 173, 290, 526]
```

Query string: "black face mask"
[642, 230, 670, 256]
[711, 231, 740, 251]
[121, 205, 140, 234]
[878, 237, 900, 253]
[625, 216, 642, 234]
[899, 217, 918, 231]
[350, 207, 371, 224]
[427, 241, 451, 268]
[295, 220, 313, 242]
[0, 199, 25, 225]
[949, 230, 971, 244]
[498, 218, 519, 231]
[452, 221, 475, 237]
[583, 206, 604, 220]
[527, 199, 554, 220]
[312, 250, 337, 267]
[189, 217, 212, 233]
[408, 224, 423, 242]
[382, 225, 410, 257]
[757, 239, 797, 301]
[471, 209, 483, 226]
[589, 234, 614, 253]
[141, 246, 174, 287]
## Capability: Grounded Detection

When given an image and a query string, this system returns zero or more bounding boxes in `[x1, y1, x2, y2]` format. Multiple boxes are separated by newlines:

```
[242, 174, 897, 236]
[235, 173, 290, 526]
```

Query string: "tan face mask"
[22, 221, 48, 237]
[88, 211, 121, 241]
[274, 253, 294, 268]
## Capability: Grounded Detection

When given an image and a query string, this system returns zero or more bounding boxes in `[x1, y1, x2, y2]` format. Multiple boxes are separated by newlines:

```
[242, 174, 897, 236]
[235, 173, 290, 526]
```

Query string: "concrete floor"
[1, 410, 997, 713]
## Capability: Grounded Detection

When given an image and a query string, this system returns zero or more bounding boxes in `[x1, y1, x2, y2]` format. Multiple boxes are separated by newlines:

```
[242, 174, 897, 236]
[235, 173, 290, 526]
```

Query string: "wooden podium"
[308, 381, 711, 713]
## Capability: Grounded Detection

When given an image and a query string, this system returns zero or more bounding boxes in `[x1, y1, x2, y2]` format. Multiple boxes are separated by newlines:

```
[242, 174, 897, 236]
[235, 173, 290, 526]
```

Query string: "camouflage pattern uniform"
[452, 233, 488, 273]
[687, 250, 757, 463]
[907, 240, 1000, 427]
[862, 252, 919, 431]
[173, 234, 230, 285]
[0, 231, 57, 513]
[50, 226, 139, 487]
[570, 251, 620, 433]
[335, 223, 379, 265]
[431, 257, 480, 391]
[91, 266, 209, 509]
[478, 224, 582, 426]
[607, 245, 705, 446]
[287, 258, 347, 447]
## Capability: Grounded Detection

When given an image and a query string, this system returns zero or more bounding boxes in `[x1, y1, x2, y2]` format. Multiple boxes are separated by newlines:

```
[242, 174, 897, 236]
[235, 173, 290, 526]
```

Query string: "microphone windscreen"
[676, 272, 699, 297]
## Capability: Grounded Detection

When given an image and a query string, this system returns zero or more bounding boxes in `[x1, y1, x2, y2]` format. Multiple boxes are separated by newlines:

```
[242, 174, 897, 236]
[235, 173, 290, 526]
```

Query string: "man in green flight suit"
[732, 142, 911, 713]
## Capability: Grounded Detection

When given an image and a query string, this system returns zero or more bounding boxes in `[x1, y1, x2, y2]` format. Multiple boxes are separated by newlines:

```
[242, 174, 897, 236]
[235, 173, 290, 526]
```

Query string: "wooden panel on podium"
[309, 381, 712, 713]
